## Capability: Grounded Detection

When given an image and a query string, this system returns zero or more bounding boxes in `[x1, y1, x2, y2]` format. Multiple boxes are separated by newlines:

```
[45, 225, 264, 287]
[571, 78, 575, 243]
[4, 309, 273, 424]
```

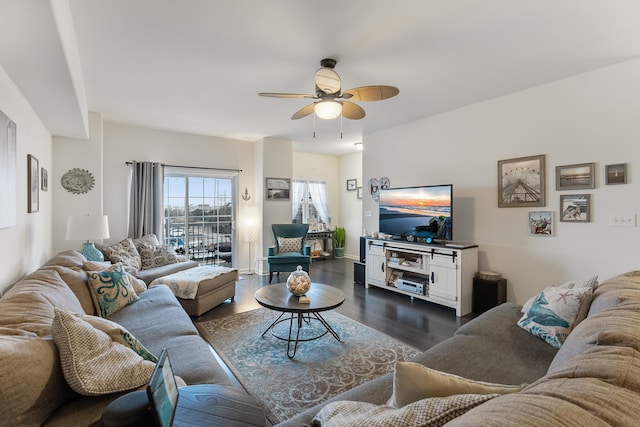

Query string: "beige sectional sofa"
[0, 250, 241, 426]
[279, 271, 640, 426]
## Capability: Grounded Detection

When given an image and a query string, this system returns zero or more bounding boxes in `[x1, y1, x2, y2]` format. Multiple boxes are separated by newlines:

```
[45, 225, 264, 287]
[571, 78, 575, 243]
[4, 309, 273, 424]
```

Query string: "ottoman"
[150, 266, 239, 316]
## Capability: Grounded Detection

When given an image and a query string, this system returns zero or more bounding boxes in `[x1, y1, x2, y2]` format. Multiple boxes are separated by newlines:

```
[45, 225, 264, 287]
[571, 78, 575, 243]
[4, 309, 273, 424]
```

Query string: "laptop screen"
[147, 349, 179, 427]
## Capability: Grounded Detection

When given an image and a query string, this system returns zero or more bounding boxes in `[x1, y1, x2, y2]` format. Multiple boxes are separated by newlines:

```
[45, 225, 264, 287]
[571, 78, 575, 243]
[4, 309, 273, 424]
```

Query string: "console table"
[306, 231, 334, 260]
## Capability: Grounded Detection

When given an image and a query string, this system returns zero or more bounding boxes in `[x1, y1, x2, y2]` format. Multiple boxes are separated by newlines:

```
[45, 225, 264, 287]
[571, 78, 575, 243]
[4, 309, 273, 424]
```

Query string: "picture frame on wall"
[560, 194, 591, 222]
[357, 186, 363, 199]
[346, 178, 357, 191]
[41, 167, 48, 192]
[265, 177, 290, 200]
[605, 163, 627, 185]
[555, 162, 595, 190]
[529, 211, 553, 236]
[497, 154, 546, 208]
[27, 154, 39, 213]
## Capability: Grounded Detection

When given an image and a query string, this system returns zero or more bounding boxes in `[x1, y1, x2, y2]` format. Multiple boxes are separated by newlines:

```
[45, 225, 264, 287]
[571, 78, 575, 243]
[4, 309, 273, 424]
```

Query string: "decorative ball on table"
[287, 265, 311, 296]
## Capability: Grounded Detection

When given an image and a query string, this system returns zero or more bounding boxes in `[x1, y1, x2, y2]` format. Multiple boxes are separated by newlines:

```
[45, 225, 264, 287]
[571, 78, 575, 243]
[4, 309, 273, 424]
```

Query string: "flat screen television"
[379, 184, 452, 242]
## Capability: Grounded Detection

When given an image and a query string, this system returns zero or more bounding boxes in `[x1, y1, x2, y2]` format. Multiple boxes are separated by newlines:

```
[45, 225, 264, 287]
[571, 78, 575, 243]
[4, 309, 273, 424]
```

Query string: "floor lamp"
[244, 206, 259, 274]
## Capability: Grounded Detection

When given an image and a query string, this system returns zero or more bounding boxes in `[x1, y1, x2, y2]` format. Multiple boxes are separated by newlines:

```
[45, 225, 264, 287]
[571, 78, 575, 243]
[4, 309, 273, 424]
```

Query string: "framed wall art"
[41, 167, 48, 192]
[556, 162, 595, 190]
[0, 110, 17, 228]
[265, 177, 290, 200]
[529, 211, 553, 236]
[498, 154, 546, 208]
[346, 178, 357, 191]
[27, 154, 39, 213]
[560, 194, 591, 222]
[605, 163, 627, 185]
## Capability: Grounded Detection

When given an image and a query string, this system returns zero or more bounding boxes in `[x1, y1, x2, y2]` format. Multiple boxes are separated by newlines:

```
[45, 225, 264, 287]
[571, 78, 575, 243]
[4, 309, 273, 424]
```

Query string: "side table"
[101, 384, 266, 427]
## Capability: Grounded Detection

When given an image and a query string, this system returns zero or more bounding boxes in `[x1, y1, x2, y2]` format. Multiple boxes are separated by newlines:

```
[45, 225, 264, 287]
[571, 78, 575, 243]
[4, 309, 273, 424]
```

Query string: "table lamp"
[66, 215, 110, 261]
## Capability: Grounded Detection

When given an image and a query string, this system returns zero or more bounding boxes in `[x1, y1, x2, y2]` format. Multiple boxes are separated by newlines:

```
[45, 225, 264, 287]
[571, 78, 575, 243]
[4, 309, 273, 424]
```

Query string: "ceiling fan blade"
[258, 92, 315, 99]
[341, 101, 366, 120]
[292, 103, 316, 120]
[343, 85, 399, 101]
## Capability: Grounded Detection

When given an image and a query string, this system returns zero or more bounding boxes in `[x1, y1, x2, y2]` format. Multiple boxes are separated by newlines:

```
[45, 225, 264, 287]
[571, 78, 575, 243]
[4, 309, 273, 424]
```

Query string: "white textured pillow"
[138, 243, 179, 269]
[103, 238, 142, 271]
[314, 394, 498, 427]
[51, 308, 155, 396]
[390, 362, 525, 408]
[517, 286, 593, 348]
[277, 236, 302, 253]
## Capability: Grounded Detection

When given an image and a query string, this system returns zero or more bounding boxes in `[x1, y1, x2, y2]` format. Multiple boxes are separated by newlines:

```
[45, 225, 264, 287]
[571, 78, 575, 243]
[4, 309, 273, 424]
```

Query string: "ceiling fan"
[259, 58, 399, 120]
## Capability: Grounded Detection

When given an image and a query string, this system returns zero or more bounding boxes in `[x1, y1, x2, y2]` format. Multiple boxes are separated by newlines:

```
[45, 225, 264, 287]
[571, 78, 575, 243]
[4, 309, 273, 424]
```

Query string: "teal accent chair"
[267, 224, 312, 283]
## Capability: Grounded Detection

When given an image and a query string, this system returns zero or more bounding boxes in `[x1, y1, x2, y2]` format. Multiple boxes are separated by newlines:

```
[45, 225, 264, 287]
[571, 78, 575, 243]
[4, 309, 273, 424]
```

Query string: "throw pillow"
[103, 238, 142, 272]
[521, 275, 598, 313]
[277, 236, 302, 253]
[83, 261, 147, 295]
[313, 394, 498, 427]
[86, 263, 140, 317]
[138, 243, 179, 270]
[79, 313, 157, 362]
[51, 307, 156, 396]
[517, 286, 593, 348]
[390, 362, 525, 408]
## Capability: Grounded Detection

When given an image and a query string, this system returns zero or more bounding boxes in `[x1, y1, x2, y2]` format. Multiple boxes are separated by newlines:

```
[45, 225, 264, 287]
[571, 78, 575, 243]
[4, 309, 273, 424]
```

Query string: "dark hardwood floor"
[195, 258, 474, 351]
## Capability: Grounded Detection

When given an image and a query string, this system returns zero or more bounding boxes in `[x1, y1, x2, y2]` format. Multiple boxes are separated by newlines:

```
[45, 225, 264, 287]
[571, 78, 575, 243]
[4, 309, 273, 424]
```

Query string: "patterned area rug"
[196, 307, 420, 424]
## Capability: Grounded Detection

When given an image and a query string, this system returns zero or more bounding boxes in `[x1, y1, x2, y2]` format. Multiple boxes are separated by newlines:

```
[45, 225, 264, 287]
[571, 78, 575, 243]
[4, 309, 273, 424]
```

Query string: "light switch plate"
[610, 212, 636, 227]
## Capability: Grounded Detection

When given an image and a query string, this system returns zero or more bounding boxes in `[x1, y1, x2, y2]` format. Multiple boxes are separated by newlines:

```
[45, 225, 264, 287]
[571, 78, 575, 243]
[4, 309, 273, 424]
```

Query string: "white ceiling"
[2, 0, 640, 155]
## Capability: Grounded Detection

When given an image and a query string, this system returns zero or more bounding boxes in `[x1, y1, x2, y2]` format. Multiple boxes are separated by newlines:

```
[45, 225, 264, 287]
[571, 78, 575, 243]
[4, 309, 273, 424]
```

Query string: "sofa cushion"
[102, 238, 142, 272]
[138, 243, 179, 269]
[52, 308, 156, 396]
[390, 362, 525, 407]
[517, 286, 593, 348]
[41, 250, 96, 315]
[134, 259, 199, 285]
[86, 263, 140, 317]
[313, 393, 498, 427]
[0, 269, 84, 336]
[0, 333, 75, 426]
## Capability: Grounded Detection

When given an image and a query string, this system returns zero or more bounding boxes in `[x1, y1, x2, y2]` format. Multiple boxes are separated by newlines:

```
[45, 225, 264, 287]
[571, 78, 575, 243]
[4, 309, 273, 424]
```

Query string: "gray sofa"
[278, 271, 640, 426]
[0, 250, 242, 427]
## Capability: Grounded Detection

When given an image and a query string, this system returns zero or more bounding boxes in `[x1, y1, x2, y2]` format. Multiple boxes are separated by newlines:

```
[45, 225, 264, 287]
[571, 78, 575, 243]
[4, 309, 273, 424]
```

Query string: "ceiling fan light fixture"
[314, 100, 342, 120]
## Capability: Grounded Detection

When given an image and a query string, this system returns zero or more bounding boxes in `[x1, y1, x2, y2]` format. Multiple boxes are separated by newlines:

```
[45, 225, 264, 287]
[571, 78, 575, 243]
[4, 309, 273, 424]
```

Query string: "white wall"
[102, 122, 256, 272]
[0, 65, 53, 294]
[339, 151, 363, 259]
[52, 112, 104, 253]
[364, 58, 640, 304]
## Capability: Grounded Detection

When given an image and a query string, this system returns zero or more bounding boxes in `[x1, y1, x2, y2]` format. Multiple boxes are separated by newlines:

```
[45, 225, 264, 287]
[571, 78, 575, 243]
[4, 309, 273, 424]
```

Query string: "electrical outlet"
[610, 212, 636, 227]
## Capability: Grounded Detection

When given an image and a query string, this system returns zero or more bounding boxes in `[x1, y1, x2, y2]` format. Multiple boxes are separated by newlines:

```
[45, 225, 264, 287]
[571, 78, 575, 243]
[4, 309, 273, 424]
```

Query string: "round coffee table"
[254, 283, 346, 358]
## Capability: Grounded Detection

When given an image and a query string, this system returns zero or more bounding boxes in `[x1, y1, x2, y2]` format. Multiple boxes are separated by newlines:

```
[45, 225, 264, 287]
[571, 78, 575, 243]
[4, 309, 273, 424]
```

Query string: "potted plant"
[333, 226, 346, 258]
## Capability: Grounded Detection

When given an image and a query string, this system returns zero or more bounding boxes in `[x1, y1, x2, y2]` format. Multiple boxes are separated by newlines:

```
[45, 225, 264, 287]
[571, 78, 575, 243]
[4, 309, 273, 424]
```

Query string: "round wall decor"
[61, 168, 95, 194]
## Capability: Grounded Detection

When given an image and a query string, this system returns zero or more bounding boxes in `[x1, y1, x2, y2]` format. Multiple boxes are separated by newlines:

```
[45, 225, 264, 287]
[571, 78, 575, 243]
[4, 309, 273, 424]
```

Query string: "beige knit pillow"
[52, 308, 155, 396]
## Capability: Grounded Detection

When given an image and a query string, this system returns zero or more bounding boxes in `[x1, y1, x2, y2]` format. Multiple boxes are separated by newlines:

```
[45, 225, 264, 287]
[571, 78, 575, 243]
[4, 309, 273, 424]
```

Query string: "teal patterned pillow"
[87, 263, 140, 317]
[517, 286, 593, 348]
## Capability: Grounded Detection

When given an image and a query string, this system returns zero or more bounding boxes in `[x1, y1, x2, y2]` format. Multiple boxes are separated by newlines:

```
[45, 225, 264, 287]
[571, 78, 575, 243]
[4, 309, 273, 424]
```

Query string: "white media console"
[365, 238, 478, 317]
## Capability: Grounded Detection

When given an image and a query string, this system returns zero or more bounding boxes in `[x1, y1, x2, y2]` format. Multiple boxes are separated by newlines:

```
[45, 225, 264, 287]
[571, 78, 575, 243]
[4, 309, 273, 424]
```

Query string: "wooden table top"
[254, 283, 345, 313]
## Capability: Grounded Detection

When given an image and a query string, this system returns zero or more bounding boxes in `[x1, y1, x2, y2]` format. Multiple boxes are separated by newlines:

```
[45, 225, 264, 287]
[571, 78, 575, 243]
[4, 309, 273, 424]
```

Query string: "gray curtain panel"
[128, 161, 163, 239]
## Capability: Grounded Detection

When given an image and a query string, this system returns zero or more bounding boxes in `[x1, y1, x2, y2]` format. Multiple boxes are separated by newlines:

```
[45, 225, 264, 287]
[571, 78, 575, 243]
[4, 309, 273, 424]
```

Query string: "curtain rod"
[125, 161, 242, 173]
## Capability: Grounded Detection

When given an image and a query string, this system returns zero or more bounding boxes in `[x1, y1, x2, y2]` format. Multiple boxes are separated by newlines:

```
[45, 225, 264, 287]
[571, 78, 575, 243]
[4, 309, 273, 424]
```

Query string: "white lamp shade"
[66, 215, 110, 241]
[314, 100, 342, 120]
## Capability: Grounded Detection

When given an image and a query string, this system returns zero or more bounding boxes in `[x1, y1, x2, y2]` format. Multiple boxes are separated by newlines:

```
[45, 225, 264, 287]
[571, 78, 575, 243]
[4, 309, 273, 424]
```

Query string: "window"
[292, 180, 330, 230]
[164, 172, 236, 266]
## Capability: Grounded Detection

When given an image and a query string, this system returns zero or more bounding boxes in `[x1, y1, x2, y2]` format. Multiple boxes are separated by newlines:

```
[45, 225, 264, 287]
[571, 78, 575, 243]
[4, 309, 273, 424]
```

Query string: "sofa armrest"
[303, 245, 311, 256]
[268, 246, 277, 256]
